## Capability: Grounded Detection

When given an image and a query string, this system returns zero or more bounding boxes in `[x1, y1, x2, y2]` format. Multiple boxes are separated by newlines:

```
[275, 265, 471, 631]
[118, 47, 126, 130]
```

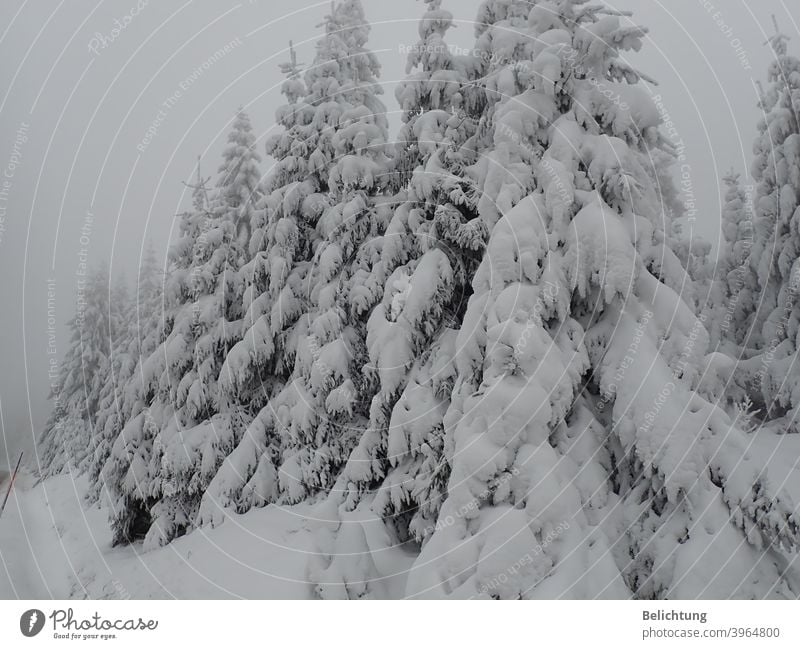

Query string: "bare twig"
[0, 451, 24, 521]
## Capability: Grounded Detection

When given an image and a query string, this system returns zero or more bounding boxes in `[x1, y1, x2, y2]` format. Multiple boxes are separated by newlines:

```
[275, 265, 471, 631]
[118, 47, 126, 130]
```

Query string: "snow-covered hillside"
[3, 421, 800, 600]
[22, 0, 800, 600]
[0, 472, 417, 599]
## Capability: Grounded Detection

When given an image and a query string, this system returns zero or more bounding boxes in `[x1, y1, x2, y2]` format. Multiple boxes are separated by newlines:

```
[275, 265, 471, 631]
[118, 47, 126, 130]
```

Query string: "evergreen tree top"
[307, 0, 381, 94]
[767, 14, 790, 58]
[218, 109, 261, 184]
[216, 109, 263, 214]
[279, 41, 303, 80]
[186, 156, 211, 213]
[723, 169, 741, 186]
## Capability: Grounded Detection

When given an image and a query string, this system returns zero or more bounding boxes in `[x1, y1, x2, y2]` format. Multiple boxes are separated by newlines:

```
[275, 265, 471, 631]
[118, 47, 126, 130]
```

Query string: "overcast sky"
[0, 0, 797, 471]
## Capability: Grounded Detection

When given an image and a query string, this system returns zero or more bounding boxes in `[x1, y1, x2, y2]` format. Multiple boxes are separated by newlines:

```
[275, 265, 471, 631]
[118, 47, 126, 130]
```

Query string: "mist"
[0, 0, 793, 471]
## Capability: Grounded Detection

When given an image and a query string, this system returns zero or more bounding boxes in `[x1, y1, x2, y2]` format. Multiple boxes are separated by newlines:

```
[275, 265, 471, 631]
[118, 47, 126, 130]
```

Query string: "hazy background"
[0, 0, 797, 472]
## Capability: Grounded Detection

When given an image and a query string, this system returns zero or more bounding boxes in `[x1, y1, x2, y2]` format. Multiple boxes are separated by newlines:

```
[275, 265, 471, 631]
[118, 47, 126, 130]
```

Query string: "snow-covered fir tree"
[89, 244, 163, 514]
[704, 171, 758, 354]
[294, 1, 499, 598]
[405, 0, 798, 599]
[270, 0, 397, 505]
[198, 41, 331, 520]
[86, 273, 134, 502]
[212, 49, 310, 422]
[35, 0, 800, 603]
[333, 0, 486, 533]
[40, 265, 113, 478]
[739, 22, 800, 429]
[139, 112, 264, 549]
[101, 165, 213, 545]
[200, 0, 393, 522]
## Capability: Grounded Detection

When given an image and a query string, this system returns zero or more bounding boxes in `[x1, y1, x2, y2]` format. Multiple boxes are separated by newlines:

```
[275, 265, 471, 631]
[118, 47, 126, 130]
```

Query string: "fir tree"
[336, 0, 485, 525]
[91, 243, 162, 513]
[740, 20, 800, 428]
[86, 273, 133, 503]
[397, 0, 800, 599]
[103, 169, 212, 546]
[37, 0, 800, 601]
[705, 171, 757, 353]
[143, 112, 263, 549]
[40, 265, 113, 477]
[305, 0, 508, 599]
[200, 0, 392, 523]
[273, 0, 396, 505]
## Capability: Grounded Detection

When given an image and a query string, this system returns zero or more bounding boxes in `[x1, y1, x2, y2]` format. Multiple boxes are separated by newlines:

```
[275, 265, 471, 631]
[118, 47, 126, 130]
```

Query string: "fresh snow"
[1, 472, 415, 599]
[24, 0, 800, 600]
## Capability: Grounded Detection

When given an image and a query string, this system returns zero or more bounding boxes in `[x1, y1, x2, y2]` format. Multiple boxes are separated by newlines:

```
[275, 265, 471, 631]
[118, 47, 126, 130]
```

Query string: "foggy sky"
[0, 0, 797, 471]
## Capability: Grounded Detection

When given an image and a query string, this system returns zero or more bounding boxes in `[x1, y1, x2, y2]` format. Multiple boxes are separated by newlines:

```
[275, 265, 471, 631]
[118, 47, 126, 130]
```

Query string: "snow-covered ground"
[744, 428, 800, 504]
[0, 472, 412, 599]
[2, 426, 799, 600]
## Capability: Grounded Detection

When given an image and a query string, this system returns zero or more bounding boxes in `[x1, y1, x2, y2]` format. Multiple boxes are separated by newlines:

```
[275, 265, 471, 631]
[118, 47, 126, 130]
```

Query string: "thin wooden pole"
[0, 451, 23, 521]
